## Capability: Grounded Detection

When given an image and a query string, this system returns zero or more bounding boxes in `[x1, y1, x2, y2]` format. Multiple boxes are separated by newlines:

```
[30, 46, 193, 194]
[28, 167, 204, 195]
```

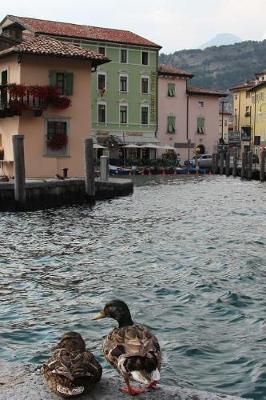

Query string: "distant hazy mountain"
[200, 33, 242, 49]
[159, 39, 266, 90]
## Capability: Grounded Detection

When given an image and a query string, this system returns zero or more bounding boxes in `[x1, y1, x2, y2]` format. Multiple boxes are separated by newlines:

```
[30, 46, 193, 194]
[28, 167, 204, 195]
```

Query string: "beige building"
[0, 26, 108, 178]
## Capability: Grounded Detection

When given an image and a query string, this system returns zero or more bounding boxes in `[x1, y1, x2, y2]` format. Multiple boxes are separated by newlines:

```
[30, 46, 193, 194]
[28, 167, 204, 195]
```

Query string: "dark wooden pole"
[260, 149, 266, 182]
[225, 151, 230, 176]
[247, 151, 253, 180]
[232, 148, 238, 177]
[85, 138, 95, 205]
[219, 151, 224, 175]
[12, 134, 26, 208]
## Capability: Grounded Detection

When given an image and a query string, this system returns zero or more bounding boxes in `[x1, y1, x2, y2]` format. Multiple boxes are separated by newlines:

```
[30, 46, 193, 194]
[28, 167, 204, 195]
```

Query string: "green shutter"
[65, 73, 74, 96]
[197, 117, 205, 133]
[168, 83, 175, 97]
[167, 116, 176, 133]
[49, 71, 57, 86]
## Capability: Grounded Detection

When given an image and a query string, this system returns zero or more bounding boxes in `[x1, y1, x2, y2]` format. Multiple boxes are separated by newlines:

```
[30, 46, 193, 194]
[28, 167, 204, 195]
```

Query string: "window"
[98, 103, 106, 123]
[198, 101, 204, 107]
[197, 117, 205, 134]
[167, 116, 175, 133]
[120, 75, 128, 92]
[49, 71, 73, 95]
[98, 73, 106, 90]
[120, 49, 127, 63]
[120, 104, 128, 124]
[46, 120, 68, 155]
[246, 92, 250, 98]
[141, 106, 149, 125]
[141, 77, 149, 94]
[235, 94, 237, 100]
[142, 51, 148, 65]
[167, 83, 175, 97]
[98, 47, 106, 56]
[224, 119, 228, 127]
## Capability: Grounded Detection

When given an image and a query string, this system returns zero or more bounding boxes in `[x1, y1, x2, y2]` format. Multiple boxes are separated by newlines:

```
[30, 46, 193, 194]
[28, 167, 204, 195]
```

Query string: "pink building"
[158, 64, 227, 162]
[0, 25, 108, 178]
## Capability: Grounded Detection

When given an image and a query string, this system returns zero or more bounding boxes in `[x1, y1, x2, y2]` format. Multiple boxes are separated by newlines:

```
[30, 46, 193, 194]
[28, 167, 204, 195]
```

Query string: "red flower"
[47, 132, 68, 151]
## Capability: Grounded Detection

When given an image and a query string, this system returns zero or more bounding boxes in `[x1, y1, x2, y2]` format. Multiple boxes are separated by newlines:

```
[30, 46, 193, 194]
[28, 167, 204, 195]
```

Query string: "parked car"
[189, 154, 213, 169]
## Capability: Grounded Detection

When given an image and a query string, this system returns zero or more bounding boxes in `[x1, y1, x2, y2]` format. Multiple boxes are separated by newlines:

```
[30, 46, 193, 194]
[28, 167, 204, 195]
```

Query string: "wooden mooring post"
[219, 151, 224, 175]
[241, 151, 247, 179]
[225, 151, 230, 176]
[232, 149, 238, 177]
[247, 151, 253, 180]
[212, 154, 218, 174]
[84, 138, 95, 205]
[12, 134, 26, 208]
[100, 155, 109, 181]
[260, 149, 266, 182]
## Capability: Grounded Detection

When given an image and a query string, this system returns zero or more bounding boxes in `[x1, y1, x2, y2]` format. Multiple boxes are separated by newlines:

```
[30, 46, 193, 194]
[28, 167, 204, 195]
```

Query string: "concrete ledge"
[0, 361, 247, 400]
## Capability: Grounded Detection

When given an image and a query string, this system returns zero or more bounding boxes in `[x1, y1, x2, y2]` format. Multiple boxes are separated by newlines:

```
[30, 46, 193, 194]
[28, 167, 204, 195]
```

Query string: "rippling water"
[0, 175, 265, 399]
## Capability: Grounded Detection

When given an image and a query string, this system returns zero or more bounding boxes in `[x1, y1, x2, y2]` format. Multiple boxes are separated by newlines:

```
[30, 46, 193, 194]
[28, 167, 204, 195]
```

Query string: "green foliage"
[159, 40, 266, 90]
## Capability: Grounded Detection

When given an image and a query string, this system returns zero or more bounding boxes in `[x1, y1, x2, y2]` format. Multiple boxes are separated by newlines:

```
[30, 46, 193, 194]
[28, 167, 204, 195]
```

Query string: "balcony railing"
[0, 84, 71, 118]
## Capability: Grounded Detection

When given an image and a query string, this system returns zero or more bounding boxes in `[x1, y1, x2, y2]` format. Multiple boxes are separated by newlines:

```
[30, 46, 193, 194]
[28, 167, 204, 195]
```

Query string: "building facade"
[0, 15, 161, 160]
[0, 27, 107, 178]
[158, 64, 226, 162]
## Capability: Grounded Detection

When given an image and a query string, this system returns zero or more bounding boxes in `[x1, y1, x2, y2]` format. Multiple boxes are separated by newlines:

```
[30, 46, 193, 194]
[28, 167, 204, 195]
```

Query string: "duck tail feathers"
[56, 384, 84, 396]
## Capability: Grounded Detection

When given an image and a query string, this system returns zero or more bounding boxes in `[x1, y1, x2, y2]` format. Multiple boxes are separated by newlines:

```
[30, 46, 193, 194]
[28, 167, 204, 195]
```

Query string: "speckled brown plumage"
[42, 332, 102, 398]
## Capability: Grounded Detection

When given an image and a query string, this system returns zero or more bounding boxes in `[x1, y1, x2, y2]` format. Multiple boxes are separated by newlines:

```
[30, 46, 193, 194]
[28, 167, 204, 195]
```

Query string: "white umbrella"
[123, 144, 142, 148]
[162, 145, 177, 151]
[93, 144, 106, 149]
[140, 143, 162, 149]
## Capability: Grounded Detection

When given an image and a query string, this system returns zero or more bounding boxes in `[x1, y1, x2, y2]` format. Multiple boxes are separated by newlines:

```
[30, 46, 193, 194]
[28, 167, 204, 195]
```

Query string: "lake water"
[0, 175, 265, 399]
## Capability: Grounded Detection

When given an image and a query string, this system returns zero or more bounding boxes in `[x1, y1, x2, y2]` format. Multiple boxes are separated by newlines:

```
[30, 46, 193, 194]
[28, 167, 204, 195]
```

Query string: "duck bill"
[91, 310, 106, 320]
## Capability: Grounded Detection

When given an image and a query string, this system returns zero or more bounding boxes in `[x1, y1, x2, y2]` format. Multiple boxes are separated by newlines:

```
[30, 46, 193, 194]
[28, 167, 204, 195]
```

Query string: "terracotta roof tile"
[230, 80, 256, 91]
[187, 86, 228, 97]
[158, 64, 193, 78]
[6, 15, 161, 49]
[0, 35, 109, 66]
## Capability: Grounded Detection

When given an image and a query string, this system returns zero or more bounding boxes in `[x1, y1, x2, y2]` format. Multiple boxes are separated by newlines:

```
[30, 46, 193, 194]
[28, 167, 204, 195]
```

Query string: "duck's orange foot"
[120, 385, 147, 396]
[147, 380, 159, 390]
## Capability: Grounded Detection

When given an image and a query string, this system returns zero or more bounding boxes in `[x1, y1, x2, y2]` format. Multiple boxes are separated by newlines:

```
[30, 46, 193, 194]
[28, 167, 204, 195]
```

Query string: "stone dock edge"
[0, 177, 133, 211]
[0, 361, 249, 400]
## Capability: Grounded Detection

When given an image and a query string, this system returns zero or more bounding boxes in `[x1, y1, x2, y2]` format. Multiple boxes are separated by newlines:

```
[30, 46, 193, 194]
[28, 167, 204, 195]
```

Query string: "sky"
[1, 0, 266, 53]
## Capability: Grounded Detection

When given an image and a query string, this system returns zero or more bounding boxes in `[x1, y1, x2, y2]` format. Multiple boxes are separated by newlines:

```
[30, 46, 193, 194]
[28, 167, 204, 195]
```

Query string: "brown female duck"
[92, 299, 161, 396]
[42, 331, 102, 397]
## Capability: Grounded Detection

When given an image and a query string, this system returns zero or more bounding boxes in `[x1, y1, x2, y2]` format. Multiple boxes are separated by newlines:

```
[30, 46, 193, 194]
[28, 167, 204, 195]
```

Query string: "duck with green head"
[92, 299, 161, 396]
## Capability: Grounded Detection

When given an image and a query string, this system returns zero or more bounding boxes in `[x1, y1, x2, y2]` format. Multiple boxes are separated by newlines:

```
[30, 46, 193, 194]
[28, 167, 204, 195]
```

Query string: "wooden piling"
[247, 151, 253, 180]
[84, 138, 95, 204]
[100, 155, 109, 182]
[219, 151, 224, 175]
[232, 149, 238, 177]
[212, 154, 217, 174]
[241, 151, 247, 179]
[225, 151, 230, 176]
[260, 149, 266, 182]
[12, 134, 26, 208]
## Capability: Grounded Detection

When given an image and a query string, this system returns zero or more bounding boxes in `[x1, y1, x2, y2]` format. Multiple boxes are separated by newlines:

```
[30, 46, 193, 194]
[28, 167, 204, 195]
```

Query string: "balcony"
[0, 84, 71, 118]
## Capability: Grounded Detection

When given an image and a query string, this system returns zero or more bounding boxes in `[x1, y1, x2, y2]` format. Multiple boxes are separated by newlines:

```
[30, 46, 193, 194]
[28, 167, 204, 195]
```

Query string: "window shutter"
[197, 117, 205, 133]
[168, 83, 175, 97]
[65, 73, 74, 95]
[167, 116, 175, 133]
[49, 71, 57, 86]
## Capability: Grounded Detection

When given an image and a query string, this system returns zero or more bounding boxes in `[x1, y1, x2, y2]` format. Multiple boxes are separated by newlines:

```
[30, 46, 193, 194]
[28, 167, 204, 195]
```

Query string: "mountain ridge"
[159, 39, 266, 90]
[199, 33, 242, 49]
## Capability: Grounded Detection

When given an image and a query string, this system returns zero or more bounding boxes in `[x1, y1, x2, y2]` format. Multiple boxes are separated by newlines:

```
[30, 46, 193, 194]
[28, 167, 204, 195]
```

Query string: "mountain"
[200, 33, 242, 49]
[159, 40, 266, 90]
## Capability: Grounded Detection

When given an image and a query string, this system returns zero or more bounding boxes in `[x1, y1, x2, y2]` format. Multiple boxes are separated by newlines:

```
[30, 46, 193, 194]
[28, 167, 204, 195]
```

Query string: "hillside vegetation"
[159, 40, 266, 90]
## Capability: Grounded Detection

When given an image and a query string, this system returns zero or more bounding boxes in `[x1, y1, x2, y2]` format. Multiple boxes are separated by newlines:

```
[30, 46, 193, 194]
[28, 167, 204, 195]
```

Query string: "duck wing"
[103, 324, 161, 382]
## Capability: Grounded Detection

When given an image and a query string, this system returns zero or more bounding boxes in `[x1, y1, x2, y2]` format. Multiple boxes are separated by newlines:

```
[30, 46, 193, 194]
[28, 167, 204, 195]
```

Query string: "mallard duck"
[92, 299, 161, 396]
[42, 331, 102, 397]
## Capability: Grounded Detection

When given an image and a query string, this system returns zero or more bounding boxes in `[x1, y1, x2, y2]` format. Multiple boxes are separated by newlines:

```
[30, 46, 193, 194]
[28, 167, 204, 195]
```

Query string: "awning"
[140, 143, 162, 149]
[93, 144, 107, 149]
[123, 144, 142, 148]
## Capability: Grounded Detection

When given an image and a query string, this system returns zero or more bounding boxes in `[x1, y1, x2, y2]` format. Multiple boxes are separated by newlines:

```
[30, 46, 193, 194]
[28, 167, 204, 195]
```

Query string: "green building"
[1, 15, 161, 158]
